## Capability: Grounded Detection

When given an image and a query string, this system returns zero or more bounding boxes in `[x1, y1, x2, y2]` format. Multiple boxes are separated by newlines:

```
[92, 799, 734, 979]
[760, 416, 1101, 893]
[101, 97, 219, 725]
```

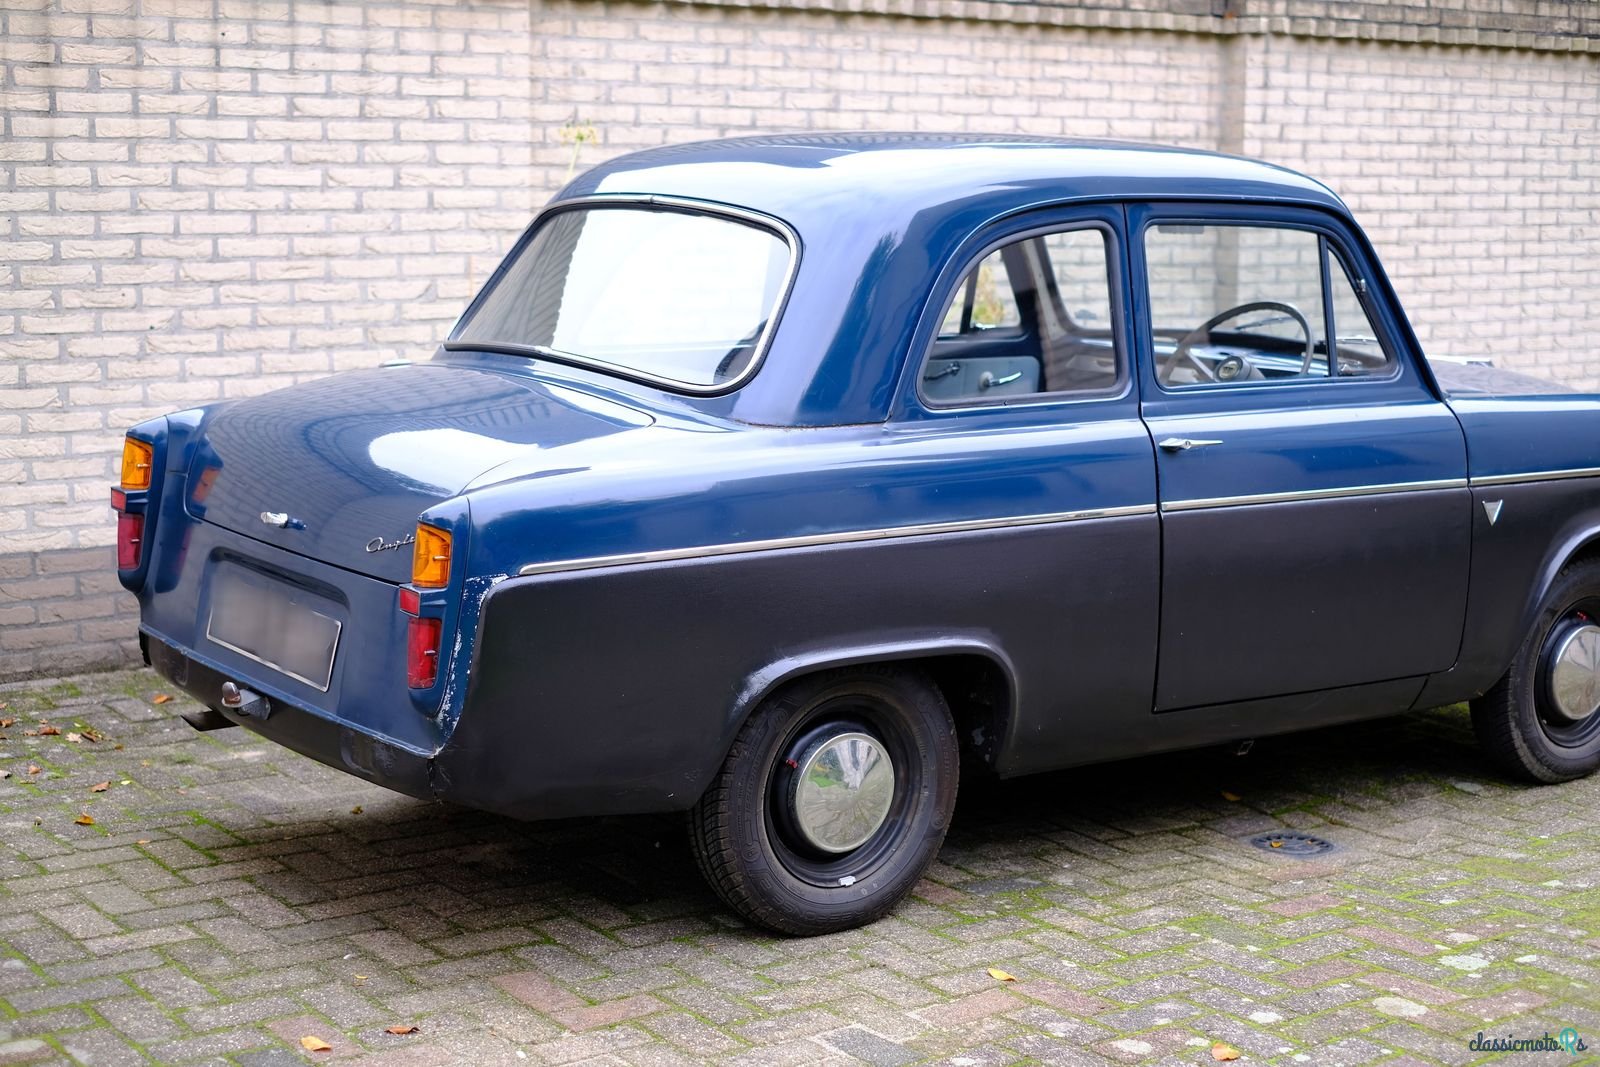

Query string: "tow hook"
[219, 681, 271, 721]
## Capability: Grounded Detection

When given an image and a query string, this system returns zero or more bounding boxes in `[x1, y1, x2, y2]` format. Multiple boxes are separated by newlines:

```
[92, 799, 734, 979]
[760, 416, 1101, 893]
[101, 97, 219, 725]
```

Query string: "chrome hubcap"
[1547, 622, 1600, 724]
[790, 731, 895, 853]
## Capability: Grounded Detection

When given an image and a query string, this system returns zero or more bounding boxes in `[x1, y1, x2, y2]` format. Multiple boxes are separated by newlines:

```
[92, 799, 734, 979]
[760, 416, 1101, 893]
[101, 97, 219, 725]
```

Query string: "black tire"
[689, 664, 959, 936]
[1472, 558, 1600, 783]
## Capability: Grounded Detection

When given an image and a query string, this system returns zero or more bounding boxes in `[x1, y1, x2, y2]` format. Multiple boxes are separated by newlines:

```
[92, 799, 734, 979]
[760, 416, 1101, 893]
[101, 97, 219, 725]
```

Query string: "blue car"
[116, 135, 1600, 934]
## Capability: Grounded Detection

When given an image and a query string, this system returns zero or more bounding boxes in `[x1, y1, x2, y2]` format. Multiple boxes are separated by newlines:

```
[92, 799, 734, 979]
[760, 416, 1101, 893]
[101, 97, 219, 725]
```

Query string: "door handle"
[1158, 437, 1223, 452]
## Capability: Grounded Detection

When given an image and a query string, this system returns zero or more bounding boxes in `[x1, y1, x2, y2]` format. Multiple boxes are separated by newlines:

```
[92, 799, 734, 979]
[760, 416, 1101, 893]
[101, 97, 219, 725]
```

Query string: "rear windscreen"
[452, 205, 792, 390]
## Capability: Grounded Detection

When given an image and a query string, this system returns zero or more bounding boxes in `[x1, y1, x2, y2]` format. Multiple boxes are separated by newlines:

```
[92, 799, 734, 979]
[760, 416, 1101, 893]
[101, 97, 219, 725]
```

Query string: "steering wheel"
[1160, 301, 1313, 385]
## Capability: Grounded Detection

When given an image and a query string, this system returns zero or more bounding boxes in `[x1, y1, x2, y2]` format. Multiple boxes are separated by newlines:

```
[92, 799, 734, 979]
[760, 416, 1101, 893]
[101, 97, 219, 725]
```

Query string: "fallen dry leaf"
[90, 781, 110, 793]
[152, 694, 173, 704]
[81, 727, 103, 743]
[354, 975, 369, 983]
[74, 812, 95, 826]
[37, 725, 60, 736]
[384, 1025, 418, 1035]
[350, 806, 363, 815]
[1269, 840, 1284, 849]
[1211, 1042, 1242, 1061]
[136, 839, 150, 845]
[26, 765, 41, 776]
[66, 733, 83, 744]
[986, 967, 1017, 983]
[0, 717, 13, 728]
[1220, 790, 1242, 802]
[300, 1036, 332, 1052]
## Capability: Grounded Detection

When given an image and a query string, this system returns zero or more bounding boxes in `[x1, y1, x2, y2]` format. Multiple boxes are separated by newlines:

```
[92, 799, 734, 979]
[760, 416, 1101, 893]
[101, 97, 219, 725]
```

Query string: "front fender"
[1417, 478, 1600, 708]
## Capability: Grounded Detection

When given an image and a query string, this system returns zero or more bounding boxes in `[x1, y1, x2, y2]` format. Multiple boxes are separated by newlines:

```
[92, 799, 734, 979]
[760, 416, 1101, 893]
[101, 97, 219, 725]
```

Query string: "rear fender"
[722, 635, 1019, 775]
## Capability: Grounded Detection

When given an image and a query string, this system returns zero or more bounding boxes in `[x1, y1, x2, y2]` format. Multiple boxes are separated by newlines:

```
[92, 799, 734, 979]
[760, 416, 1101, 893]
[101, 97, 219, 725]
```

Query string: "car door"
[892, 204, 1161, 775]
[1129, 202, 1471, 711]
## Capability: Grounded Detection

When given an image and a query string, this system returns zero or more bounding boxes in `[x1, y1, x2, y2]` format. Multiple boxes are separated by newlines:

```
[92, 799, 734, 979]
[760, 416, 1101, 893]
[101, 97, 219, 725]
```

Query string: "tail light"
[406, 617, 442, 688]
[116, 512, 144, 569]
[402, 521, 453, 689]
[113, 434, 155, 572]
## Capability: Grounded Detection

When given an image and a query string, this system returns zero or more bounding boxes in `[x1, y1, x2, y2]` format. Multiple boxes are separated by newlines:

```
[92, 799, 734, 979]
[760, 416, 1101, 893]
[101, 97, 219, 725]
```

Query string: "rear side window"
[451, 205, 793, 391]
[1144, 222, 1394, 387]
[921, 226, 1122, 406]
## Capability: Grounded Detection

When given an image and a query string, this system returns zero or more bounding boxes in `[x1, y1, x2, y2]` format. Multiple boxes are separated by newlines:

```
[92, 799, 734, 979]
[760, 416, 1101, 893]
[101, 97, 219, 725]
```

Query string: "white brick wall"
[1, 0, 535, 674]
[1, 0, 1597, 675]
[1239, 34, 1600, 378]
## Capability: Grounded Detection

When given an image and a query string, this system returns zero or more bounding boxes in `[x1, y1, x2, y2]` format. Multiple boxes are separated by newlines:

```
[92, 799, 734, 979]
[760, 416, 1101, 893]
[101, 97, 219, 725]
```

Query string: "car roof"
[557, 133, 1347, 226]
[546, 135, 1353, 427]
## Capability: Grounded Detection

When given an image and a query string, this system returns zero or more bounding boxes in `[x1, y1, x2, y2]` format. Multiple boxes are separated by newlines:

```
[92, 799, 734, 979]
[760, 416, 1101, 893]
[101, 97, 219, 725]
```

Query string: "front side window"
[922, 226, 1121, 405]
[452, 206, 792, 390]
[1144, 222, 1393, 387]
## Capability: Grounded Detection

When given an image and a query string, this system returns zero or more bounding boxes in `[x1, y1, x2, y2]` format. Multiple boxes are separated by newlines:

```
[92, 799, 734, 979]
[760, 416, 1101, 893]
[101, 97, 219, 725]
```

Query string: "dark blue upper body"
[120, 135, 1600, 820]
[552, 134, 1354, 427]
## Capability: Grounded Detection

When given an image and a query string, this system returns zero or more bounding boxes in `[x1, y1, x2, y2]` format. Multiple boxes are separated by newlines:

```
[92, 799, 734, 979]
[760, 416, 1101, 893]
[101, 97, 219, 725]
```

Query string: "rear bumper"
[144, 633, 436, 802]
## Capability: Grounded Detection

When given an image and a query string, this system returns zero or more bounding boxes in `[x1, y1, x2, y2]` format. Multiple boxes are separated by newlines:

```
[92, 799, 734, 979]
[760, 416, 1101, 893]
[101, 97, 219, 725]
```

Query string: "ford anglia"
[116, 135, 1600, 934]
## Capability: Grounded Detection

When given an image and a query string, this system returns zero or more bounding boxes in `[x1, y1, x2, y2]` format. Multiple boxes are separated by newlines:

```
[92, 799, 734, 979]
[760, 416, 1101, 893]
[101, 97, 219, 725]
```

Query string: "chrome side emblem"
[366, 533, 416, 554]
[259, 512, 306, 530]
[1483, 500, 1504, 526]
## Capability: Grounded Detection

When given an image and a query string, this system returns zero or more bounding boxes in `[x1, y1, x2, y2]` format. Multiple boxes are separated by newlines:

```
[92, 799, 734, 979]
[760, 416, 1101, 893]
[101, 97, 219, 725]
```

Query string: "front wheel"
[1472, 558, 1600, 783]
[689, 665, 959, 936]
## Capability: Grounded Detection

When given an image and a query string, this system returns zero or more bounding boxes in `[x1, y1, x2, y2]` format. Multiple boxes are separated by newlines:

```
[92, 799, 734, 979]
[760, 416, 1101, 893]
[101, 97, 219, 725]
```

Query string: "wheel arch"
[1521, 521, 1600, 640]
[723, 637, 1019, 782]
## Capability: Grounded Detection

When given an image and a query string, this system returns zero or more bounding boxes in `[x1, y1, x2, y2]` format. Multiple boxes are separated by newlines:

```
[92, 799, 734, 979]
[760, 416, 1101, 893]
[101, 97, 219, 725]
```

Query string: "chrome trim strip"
[516, 504, 1156, 577]
[1162, 477, 1468, 513]
[444, 193, 801, 398]
[1470, 467, 1600, 488]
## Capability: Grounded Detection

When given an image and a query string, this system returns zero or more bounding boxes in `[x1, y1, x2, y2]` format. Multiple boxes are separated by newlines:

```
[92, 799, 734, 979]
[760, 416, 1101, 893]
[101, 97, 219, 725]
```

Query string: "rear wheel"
[689, 665, 958, 935]
[1472, 559, 1600, 783]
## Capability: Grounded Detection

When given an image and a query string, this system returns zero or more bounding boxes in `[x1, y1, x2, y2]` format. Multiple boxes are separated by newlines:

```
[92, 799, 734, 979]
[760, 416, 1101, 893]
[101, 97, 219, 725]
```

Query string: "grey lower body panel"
[441, 515, 1163, 818]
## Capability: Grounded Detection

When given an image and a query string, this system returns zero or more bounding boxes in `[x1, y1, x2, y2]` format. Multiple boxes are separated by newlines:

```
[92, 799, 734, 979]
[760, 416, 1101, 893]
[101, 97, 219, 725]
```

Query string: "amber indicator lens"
[120, 437, 153, 490]
[411, 523, 451, 588]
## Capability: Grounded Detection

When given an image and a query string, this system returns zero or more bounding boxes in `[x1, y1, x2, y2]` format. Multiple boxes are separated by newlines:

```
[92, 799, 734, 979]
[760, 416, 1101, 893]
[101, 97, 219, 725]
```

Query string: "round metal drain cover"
[1249, 831, 1334, 856]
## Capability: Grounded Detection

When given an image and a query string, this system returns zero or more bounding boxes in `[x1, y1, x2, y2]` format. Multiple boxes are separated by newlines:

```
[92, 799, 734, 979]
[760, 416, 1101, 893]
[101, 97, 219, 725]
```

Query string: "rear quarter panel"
[440, 411, 1162, 819]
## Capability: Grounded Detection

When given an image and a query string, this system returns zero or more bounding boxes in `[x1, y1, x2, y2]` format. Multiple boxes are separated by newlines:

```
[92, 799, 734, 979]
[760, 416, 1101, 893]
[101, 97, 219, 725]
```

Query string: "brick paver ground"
[1, 668, 1597, 1066]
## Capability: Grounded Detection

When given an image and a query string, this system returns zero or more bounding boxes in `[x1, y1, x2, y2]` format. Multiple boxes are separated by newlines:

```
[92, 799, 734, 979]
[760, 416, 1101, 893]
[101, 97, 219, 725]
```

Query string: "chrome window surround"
[444, 194, 801, 398]
[913, 219, 1132, 413]
[1139, 217, 1403, 394]
[512, 469, 1599, 579]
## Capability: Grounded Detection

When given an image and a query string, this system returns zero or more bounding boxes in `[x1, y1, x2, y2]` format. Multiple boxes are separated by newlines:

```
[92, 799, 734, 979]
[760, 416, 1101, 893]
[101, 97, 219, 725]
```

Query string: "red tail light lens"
[116, 513, 144, 569]
[406, 616, 442, 688]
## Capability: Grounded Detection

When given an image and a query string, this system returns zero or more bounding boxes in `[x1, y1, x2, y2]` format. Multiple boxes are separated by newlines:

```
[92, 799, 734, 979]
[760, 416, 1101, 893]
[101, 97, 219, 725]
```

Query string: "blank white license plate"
[205, 564, 342, 692]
